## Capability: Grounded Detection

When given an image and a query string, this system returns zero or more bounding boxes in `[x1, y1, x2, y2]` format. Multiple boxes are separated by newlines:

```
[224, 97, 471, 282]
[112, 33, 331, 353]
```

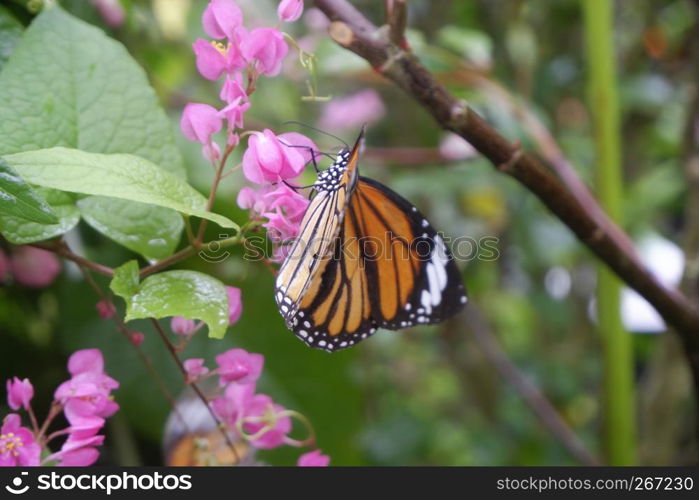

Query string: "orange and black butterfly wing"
[288, 175, 467, 352]
[351, 177, 467, 329]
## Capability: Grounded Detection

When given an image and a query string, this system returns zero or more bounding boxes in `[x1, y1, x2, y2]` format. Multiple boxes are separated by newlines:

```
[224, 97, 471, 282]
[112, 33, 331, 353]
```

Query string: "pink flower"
[237, 184, 309, 249]
[62, 399, 107, 439]
[181, 103, 224, 163]
[220, 73, 248, 103]
[226, 286, 243, 325]
[215, 348, 263, 385]
[54, 349, 119, 436]
[241, 28, 289, 77]
[242, 129, 317, 184]
[261, 184, 309, 241]
[6, 377, 33, 411]
[95, 299, 116, 319]
[181, 103, 223, 144]
[202, 0, 243, 41]
[237, 185, 274, 214]
[10, 246, 61, 288]
[90, 0, 125, 28]
[242, 394, 291, 449]
[129, 331, 144, 346]
[211, 381, 256, 428]
[219, 97, 251, 131]
[297, 449, 330, 466]
[318, 89, 386, 131]
[192, 38, 245, 81]
[183, 358, 209, 382]
[0, 414, 40, 466]
[171, 317, 196, 336]
[278, 0, 304, 23]
[44, 434, 105, 466]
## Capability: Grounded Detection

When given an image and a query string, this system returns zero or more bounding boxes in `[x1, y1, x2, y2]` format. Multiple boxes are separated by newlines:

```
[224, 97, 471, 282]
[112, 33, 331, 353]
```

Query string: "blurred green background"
[1, 0, 697, 465]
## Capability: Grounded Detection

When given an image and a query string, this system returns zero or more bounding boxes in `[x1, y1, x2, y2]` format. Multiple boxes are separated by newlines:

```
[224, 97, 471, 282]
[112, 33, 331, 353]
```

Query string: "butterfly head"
[313, 149, 358, 193]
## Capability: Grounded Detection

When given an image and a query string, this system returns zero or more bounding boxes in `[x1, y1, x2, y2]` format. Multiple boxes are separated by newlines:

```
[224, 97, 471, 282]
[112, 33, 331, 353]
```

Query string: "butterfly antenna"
[282, 120, 350, 149]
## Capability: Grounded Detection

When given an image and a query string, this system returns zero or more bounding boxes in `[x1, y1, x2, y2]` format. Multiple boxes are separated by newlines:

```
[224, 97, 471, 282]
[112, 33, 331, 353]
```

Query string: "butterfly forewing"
[275, 131, 364, 322]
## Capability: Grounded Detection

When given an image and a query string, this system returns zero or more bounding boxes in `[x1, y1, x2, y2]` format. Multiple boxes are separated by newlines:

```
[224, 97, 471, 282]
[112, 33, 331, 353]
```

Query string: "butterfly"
[275, 127, 467, 352]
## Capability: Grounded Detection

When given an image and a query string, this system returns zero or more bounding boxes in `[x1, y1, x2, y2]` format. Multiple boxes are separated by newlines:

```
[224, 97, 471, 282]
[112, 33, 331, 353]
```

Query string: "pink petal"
[211, 382, 256, 428]
[242, 146, 265, 184]
[181, 103, 223, 144]
[68, 349, 104, 376]
[241, 28, 288, 77]
[202, 0, 244, 40]
[171, 316, 196, 336]
[226, 287, 243, 325]
[297, 449, 330, 466]
[220, 73, 248, 103]
[278, 0, 304, 23]
[243, 396, 291, 449]
[192, 39, 227, 81]
[219, 97, 250, 130]
[6, 377, 34, 411]
[215, 348, 263, 385]
[183, 358, 209, 381]
[55, 447, 100, 466]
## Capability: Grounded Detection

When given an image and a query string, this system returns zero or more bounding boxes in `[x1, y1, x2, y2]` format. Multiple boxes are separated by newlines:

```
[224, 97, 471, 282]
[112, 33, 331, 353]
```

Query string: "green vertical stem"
[582, 0, 636, 465]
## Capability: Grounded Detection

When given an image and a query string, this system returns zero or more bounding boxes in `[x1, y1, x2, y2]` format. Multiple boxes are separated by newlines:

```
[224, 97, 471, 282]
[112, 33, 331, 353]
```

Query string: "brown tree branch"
[313, 0, 699, 392]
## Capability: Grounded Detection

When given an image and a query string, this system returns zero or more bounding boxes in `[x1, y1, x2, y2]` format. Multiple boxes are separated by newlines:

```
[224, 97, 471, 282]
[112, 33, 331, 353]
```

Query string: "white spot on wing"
[426, 263, 442, 307]
[420, 290, 433, 315]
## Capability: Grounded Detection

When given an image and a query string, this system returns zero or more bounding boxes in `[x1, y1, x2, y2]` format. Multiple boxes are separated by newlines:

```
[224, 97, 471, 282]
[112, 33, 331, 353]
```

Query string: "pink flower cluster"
[181, 0, 306, 162]
[0, 246, 61, 288]
[181, 0, 315, 261]
[181, 348, 328, 465]
[2, 349, 118, 467]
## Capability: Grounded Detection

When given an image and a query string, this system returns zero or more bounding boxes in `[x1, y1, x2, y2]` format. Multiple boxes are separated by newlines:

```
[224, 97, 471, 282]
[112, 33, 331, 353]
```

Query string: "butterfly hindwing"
[355, 177, 467, 329]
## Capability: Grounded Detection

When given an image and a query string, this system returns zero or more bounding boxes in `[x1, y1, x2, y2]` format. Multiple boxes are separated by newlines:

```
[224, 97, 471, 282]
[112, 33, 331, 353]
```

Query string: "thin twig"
[456, 307, 601, 465]
[387, 0, 408, 48]
[149, 318, 240, 463]
[140, 245, 198, 278]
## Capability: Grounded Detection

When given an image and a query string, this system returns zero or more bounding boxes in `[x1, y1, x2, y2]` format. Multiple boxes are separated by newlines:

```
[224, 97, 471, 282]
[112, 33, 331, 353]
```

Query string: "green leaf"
[111, 269, 230, 339]
[110, 260, 140, 299]
[0, 5, 23, 70]
[77, 197, 183, 261]
[0, 6, 191, 257]
[0, 188, 79, 244]
[0, 6, 184, 174]
[0, 158, 57, 224]
[3, 148, 238, 230]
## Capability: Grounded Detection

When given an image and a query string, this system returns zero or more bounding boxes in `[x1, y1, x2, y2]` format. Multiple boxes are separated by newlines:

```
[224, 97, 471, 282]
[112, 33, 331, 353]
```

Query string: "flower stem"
[583, 0, 636, 465]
